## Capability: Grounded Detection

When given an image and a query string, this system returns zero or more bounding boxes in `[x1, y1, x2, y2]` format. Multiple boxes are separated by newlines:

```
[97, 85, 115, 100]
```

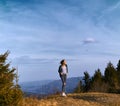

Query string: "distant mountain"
[20, 80, 52, 94]
[20, 77, 83, 96]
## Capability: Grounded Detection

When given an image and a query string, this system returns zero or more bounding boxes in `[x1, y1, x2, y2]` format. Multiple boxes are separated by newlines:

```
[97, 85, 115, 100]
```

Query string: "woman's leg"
[61, 74, 67, 93]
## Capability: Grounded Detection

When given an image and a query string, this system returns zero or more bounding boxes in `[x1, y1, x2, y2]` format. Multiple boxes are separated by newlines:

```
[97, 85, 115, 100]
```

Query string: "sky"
[0, 0, 120, 82]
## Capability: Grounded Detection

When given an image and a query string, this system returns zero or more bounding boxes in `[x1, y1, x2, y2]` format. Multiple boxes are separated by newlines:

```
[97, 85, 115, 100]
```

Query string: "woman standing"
[58, 59, 68, 97]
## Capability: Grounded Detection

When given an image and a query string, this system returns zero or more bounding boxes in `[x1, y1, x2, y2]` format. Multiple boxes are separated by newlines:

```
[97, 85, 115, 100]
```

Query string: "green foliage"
[83, 71, 91, 92]
[75, 60, 120, 93]
[0, 51, 23, 106]
[117, 60, 120, 86]
[117, 60, 120, 71]
[91, 69, 107, 92]
[104, 62, 118, 92]
[74, 80, 83, 93]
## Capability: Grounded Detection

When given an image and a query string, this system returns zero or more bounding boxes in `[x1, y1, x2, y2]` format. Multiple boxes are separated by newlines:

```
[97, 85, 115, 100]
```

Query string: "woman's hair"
[60, 59, 65, 65]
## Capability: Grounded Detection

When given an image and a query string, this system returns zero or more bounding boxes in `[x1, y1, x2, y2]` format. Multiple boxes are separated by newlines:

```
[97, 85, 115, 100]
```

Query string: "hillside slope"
[21, 92, 120, 106]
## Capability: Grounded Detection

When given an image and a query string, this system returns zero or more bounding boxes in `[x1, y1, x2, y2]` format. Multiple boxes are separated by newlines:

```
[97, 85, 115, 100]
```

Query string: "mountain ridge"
[20, 77, 83, 96]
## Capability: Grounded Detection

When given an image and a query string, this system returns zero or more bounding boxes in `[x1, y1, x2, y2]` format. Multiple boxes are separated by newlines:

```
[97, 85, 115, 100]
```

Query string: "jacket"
[58, 64, 68, 76]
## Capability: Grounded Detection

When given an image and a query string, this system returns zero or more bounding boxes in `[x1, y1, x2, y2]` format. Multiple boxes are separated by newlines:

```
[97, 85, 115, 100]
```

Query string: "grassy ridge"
[20, 92, 120, 106]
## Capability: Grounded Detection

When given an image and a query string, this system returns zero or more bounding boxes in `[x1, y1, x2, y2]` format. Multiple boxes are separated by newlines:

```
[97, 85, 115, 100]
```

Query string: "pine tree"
[83, 71, 91, 92]
[104, 62, 118, 92]
[116, 60, 120, 87]
[91, 69, 106, 92]
[74, 80, 83, 93]
[117, 60, 120, 71]
[0, 51, 23, 106]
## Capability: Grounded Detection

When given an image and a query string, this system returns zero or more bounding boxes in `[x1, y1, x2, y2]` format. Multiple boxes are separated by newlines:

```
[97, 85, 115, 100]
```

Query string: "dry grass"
[20, 92, 120, 106]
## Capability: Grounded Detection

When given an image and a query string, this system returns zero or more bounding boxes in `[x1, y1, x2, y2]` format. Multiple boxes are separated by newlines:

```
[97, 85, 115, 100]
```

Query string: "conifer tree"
[83, 71, 91, 92]
[0, 51, 23, 106]
[74, 80, 83, 93]
[104, 62, 118, 92]
[91, 69, 106, 92]
[116, 60, 120, 86]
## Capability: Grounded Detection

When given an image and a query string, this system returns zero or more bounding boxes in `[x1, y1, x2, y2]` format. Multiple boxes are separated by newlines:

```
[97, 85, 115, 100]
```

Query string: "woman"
[58, 59, 68, 96]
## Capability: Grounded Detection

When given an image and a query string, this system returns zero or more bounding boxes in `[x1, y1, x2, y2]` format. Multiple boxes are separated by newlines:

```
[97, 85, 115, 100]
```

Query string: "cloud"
[97, 1, 120, 30]
[83, 37, 96, 44]
[12, 55, 80, 66]
[13, 56, 58, 65]
[105, 1, 120, 12]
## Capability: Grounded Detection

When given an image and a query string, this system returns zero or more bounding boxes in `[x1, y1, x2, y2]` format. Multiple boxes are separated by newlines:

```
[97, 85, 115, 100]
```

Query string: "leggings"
[60, 74, 67, 92]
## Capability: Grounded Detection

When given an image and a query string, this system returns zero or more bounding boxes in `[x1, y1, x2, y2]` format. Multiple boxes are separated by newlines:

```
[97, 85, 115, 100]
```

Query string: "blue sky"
[0, 0, 120, 82]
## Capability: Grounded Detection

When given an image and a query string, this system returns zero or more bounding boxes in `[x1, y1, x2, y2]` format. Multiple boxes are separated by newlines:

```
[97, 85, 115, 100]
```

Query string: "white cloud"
[83, 37, 96, 44]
